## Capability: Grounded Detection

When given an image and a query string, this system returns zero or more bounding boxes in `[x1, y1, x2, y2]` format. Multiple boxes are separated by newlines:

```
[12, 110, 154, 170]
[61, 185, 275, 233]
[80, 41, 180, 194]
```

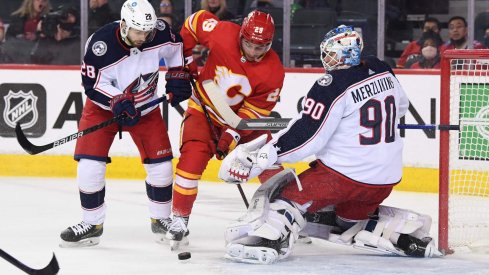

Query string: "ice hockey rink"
[1, 177, 489, 275]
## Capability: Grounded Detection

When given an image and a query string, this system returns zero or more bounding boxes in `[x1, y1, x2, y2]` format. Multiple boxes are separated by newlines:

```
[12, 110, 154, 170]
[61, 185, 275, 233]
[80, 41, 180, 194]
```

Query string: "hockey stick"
[15, 96, 167, 155]
[202, 80, 291, 131]
[0, 249, 59, 275]
[190, 78, 249, 208]
[398, 124, 460, 130]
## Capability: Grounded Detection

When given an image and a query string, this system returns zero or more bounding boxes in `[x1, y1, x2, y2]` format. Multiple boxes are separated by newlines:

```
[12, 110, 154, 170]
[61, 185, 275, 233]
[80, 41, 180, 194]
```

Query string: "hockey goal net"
[439, 49, 489, 254]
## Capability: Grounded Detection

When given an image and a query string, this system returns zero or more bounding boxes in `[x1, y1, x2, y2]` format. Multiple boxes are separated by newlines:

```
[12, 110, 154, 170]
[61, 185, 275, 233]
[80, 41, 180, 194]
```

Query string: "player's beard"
[243, 52, 266, 62]
[127, 37, 144, 48]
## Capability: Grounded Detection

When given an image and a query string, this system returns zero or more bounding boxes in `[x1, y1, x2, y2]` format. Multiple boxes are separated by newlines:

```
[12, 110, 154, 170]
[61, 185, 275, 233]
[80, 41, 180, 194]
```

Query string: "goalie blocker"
[224, 169, 442, 264]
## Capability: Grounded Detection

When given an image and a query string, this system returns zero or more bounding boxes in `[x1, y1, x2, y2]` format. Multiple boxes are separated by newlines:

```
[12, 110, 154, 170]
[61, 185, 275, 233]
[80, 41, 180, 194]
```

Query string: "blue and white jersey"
[81, 20, 184, 115]
[273, 56, 409, 185]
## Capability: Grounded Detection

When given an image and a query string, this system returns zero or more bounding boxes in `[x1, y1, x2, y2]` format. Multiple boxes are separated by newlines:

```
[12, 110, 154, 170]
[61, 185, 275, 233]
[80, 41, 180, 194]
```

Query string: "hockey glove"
[218, 134, 268, 183]
[216, 128, 241, 160]
[165, 67, 192, 107]
[110, 93, 140, 127]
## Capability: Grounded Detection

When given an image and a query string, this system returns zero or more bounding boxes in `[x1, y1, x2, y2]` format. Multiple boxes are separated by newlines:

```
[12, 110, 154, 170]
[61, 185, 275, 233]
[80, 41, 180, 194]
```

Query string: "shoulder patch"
[317, 74, 333, 86]
[92, 41, 107, 56]
[156, 19, 166, 31]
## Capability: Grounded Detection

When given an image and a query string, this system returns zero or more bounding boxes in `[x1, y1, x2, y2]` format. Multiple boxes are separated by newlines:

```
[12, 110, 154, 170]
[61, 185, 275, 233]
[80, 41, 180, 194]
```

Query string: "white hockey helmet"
[120, 0, 157, 43]
[320, 25, 363, 71]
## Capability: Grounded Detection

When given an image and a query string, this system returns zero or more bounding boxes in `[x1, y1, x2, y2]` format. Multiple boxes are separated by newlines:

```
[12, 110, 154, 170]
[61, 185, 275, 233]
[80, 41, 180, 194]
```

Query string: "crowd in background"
[0, 0, 488, 68]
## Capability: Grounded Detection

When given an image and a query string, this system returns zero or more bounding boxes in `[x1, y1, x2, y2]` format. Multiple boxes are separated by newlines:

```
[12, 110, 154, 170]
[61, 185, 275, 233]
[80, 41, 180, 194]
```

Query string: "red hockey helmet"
[240, 10, 275, 45]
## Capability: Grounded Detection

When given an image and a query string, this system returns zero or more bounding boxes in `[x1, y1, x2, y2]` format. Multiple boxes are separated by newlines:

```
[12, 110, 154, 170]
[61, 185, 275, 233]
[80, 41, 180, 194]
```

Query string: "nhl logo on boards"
[0, 83, 46, 138]
[92, 41, 107, 56]
[317, 74, 333, 86]
[156, 19, 166, 31]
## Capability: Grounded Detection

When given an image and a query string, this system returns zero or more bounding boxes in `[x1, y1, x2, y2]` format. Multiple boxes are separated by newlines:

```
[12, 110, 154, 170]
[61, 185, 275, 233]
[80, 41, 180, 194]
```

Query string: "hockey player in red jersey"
[59, 0, 192, 247]
[219, 25, 442, 263]
[165, 9, 285, 248]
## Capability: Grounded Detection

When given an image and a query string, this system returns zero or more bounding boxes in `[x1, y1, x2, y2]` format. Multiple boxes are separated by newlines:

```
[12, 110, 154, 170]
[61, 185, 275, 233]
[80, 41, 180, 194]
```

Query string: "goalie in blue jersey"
[218, 25, 442, 264]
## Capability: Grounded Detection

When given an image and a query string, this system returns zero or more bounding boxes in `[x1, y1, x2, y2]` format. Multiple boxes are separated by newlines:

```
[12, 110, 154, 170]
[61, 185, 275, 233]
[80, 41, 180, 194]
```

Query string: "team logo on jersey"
[156, 19, 166, 31]
[92, 41, 107, 56]
[0, 83, 46, 138]
[317, 74, 333, 86]
[125, 71, 159, 96]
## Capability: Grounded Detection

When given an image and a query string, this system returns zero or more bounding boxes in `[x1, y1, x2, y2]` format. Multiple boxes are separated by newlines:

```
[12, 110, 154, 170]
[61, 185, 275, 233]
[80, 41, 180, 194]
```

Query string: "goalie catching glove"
[165, 67, 192, 107]
[218, 134, 278, 183]
[110, 93, 140, 127]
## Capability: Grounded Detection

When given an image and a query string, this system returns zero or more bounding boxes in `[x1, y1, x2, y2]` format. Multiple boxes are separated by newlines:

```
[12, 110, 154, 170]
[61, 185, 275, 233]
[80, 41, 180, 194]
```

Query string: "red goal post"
[439, 49, 489, 254]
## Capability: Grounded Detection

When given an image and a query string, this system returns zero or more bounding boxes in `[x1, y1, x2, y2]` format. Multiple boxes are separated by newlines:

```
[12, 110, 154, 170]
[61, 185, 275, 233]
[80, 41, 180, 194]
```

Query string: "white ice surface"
[1, 177, 489, 275]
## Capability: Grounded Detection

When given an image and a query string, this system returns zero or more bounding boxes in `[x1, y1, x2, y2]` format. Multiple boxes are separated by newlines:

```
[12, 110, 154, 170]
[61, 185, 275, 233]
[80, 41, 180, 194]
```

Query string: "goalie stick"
[15, 96, 167, 155]
[0, 249, 59, 275]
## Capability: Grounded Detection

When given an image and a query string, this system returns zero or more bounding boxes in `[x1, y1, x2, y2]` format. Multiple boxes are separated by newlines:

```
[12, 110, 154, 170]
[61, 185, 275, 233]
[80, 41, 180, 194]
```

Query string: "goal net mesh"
[446, 57, 489, 250]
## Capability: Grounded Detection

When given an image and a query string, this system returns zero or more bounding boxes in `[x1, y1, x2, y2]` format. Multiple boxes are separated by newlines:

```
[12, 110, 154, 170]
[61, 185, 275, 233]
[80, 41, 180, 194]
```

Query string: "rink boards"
[0, 66, 443, 193]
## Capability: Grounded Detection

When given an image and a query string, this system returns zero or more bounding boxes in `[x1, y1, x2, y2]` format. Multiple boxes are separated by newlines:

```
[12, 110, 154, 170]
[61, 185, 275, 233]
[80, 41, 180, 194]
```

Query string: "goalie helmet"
[120, 0, 157, 43]
[240, 10, 275, 47]
[320, 25, 363, 71]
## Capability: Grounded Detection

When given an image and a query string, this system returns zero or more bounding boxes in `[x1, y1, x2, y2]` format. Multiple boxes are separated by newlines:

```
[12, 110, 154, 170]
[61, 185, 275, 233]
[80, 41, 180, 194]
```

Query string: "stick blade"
[202, 80, 242, 128]
[32, 253, 59, 275]
[236, 118, 291, 130]
[15, 123, 37, 155]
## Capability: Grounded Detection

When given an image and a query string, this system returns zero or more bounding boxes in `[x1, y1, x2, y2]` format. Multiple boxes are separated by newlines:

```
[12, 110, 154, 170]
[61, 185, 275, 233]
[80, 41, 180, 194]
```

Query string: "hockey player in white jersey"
[59, 0, 192, 247]
[219, 25, 442, 263]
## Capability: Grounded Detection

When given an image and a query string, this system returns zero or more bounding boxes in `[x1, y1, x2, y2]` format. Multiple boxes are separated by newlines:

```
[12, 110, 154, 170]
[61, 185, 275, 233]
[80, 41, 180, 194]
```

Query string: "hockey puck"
[178, 252, 191, 260]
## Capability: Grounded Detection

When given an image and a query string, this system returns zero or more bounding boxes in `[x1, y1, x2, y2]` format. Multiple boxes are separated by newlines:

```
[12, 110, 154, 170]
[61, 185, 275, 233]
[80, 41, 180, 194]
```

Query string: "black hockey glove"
[165, 67, 192, 107]
[110, 93, 140, 127]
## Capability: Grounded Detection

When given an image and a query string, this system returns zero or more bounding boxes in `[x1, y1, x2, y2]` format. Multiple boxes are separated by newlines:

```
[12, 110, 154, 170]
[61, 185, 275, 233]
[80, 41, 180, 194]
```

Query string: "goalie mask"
[120, 0, 157, 46]
[320, 25, 363, 71]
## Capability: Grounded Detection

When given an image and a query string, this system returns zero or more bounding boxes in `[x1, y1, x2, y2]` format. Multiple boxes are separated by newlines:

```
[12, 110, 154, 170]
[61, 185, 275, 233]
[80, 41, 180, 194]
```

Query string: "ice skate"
[60, 221, 103, 248]
[165, 216, 189, 251]
[151, 217, 172, 243]
[396, 235, 443, 257]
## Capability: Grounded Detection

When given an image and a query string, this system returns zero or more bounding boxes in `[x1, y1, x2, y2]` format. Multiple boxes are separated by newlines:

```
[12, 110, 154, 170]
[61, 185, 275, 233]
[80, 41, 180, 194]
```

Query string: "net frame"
[439, 49, 489, 254]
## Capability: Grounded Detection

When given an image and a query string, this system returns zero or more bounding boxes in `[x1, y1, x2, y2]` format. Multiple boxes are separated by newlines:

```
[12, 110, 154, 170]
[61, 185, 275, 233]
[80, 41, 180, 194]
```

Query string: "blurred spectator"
[159, 13, 175, 27]
[483, 25, 489, 48]
[8, 0, 51, 41]
[404, 30, 443, 68]
[409, 33, 442, 69]
[440, 16, 485, 52]
[397, 17, 441, 68]
[1, 38, 37, 63]
[30, 5, 79, 64]
[30, 22, 80, 64]
[159, 0, 181, 30]
[0, 18, 5, 42]
[89, 0, 118, 34]
[250, 0, 283, 8]
[201, 0, 235, 21]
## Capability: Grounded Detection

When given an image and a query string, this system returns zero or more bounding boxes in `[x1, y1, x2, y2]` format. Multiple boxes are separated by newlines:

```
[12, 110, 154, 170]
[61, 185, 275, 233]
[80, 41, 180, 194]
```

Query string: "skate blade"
[170, 237, 189, 251]
[224, 243, 278, 264]
[59, 237, 100, 248]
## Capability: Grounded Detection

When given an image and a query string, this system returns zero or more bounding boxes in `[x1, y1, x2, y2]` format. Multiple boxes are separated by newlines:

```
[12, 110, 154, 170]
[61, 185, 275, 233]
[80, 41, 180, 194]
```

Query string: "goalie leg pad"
[349, 206, 441, 257]
[225, 169, 299, 243]
[225, 199, 306, 264]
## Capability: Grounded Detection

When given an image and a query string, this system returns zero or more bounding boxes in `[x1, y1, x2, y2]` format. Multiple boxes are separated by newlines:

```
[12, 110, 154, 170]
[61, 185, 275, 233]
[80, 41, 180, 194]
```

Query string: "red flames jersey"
[181, 10, 285, 128]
